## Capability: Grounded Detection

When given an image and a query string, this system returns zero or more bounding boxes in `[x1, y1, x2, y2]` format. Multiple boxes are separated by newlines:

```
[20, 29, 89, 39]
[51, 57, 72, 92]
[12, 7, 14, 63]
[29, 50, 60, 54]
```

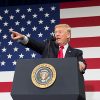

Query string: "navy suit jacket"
[24, 38, 86, 73]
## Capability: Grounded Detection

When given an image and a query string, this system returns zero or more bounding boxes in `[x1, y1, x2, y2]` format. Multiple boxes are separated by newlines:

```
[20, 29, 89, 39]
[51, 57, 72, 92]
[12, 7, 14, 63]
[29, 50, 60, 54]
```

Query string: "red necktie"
[57, 46, 64, 58]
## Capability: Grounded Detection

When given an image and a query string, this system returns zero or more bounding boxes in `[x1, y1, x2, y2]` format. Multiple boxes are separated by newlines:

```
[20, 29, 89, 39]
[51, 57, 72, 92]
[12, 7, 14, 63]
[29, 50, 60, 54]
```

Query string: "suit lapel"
[65, 45, 73, 57]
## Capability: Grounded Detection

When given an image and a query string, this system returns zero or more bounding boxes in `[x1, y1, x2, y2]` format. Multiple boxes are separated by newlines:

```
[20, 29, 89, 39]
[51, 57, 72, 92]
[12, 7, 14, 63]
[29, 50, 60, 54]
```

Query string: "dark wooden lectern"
[11, 58, 86, 100]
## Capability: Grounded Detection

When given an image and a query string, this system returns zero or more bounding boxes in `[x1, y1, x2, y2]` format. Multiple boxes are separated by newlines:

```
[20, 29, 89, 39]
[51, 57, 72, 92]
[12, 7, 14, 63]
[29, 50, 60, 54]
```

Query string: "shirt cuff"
[17, 36, 29, 44]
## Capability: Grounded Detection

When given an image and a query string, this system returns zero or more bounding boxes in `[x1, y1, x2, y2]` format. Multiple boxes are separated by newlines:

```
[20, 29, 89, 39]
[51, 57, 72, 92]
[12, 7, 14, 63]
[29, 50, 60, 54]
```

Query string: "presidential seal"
[31, 63, 56, 88]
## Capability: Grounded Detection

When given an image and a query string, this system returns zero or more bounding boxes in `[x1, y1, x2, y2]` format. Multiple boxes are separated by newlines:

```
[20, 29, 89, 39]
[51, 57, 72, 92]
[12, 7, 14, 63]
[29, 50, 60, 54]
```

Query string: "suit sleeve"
[77, 50, 84, 62]
[76, 49, 87, 74]
[22, 38, 46, 54]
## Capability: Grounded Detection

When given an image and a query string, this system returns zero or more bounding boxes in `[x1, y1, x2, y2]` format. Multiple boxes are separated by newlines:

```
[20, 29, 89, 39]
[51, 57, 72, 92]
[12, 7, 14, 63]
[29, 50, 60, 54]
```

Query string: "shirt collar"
[64, 43, 69, 50]
[59, 43, 69, 50]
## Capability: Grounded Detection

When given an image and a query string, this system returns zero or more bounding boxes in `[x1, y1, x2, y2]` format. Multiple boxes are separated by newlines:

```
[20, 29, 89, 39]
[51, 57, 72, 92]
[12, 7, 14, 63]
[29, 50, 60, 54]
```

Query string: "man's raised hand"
[9, 30, 25, 40]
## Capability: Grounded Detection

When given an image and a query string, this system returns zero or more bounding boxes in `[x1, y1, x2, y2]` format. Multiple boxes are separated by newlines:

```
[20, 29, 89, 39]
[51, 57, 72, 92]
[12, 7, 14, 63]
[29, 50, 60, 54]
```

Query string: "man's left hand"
[79, 61, 86, 72]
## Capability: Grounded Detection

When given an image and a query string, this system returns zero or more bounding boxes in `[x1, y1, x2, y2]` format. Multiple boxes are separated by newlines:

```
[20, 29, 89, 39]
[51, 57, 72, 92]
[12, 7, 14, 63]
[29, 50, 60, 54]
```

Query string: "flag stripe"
[0, 93, 13, 100]
[0, 82, 12, 92]
[85, 58, 100, 69]
[86, 92, 100, 100]
[1, 81, 100, 92]
[70, 37, 100, 48]
[84, 69, 100, 81]
[71, 26, 100, 38]
[60, 6, 100, 19]
[85, 81, 100, 91]
[60, 16, 100, 27]
[78, 47, 100, 58]
[60, 0, 100, 9]
[1, 69, 100, 82]
[0, 71, 14, 82]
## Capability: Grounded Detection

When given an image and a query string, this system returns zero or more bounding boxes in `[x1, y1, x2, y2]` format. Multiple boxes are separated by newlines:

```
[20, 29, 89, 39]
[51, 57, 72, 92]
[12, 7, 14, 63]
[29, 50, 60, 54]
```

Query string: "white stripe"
[0, 68, 100, 82]
[84, 69, 100, 80]
[77, 47, 100, 58]
[0, 92, 100, 100]
[0, 92, 13, 100]
[1, 70, 100, 83]
[71, 26, 100, 38]
[0, 71, 14, 82]
[86, 92, 100, 100]
[60, 6, 100, 18]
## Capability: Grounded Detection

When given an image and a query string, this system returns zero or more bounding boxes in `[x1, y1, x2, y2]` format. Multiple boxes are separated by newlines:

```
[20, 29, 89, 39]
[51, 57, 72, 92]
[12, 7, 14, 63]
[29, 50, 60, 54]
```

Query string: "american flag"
[0, 0, 100, 100]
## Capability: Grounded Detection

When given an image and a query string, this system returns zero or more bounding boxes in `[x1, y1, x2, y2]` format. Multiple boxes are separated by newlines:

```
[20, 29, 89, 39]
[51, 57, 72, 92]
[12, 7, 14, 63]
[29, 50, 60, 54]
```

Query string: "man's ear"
[67, 32, 71, 38]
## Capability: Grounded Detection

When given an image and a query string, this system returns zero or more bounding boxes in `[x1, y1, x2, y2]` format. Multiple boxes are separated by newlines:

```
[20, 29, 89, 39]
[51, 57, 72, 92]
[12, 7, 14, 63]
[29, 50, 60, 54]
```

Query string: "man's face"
[54, 27, 70, 46]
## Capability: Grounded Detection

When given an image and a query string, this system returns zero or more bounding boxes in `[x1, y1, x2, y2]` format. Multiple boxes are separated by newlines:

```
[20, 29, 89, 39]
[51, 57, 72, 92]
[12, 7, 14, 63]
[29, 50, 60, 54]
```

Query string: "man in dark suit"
[10, 24, 86, 73]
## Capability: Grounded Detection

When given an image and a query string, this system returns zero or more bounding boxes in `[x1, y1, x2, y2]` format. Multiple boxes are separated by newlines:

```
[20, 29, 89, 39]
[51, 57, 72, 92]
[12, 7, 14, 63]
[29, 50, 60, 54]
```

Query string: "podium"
[11, 58, 86, 100]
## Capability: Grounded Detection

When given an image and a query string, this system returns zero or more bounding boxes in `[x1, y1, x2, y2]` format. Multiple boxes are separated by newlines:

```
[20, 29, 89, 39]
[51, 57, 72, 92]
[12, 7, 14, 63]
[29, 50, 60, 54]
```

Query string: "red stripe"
[85, 58, 100, 69]
[0, 81, 100, 92]
[0, 82, 12, 92]
[60, 16, 100, 28]
[60, 0, 100, 9]
[85, 81, 100, 91]
[69, 37, 100, 48]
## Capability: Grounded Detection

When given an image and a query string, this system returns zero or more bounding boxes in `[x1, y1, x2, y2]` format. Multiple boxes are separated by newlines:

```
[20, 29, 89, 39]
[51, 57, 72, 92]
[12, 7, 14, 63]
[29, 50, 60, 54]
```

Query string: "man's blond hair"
[55, 24, 71, 42]
[55, 24, 71, 33]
